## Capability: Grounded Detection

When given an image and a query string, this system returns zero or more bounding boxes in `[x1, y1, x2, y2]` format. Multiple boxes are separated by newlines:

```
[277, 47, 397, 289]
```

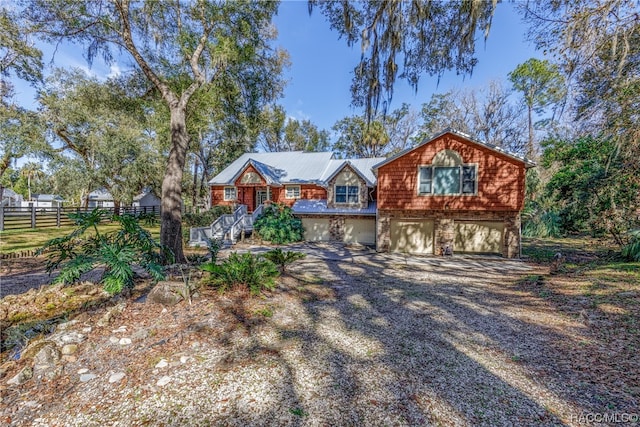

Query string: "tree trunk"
[527, 104, 534, 159]
[160, 106, 189, 264]
[113, 199, 121, 216]
[192, 155, 199, 211]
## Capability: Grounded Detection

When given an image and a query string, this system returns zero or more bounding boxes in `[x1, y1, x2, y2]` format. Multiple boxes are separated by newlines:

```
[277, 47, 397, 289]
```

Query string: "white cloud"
[107, 64, 122, 78]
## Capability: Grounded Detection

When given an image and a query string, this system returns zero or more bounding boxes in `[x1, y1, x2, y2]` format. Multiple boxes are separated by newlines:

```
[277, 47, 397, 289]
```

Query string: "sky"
[12, 1, 539, 137]
[271, 1, 539, 131]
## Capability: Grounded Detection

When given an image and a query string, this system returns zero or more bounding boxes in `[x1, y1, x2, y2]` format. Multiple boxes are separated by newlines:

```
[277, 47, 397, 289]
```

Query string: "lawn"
[0, 223, 161, 254]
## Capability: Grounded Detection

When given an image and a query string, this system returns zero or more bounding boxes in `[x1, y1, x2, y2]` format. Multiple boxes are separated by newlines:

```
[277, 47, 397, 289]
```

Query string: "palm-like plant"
[20, 162, 45, 201]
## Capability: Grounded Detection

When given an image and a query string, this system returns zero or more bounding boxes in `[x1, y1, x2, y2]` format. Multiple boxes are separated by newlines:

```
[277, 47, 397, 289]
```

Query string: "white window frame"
[285, 185, 301, 199]
[223, 186, 237, 201]
[335, 185, 359, 204]
[417, 164, 477, 196]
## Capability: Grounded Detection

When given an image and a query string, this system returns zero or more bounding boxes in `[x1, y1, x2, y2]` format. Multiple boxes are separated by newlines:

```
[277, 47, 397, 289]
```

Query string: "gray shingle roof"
[292, 200, 377, 215]
[209, 152, 385, 187]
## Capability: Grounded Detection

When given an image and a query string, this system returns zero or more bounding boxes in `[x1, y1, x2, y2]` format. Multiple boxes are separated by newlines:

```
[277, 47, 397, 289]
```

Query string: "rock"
[108, 372, 126, 383]
[81, 327, 92, 334]
[109, 337, 120, 344]
[157, 376, 171, 386]
[61, 344, 78, 355]
[79, 373, 97, 382]
[180, 356, 191, 364]
[97, 302, 127, 327]
[119, 338, 132, 345]
[7, 367, 32, 385]
[146, 281, 185, 306]
[112, 326, 127, 334]
[63, 356, 77, 363]
[33, 344, 61, 368]
[155, 359, 169, 369]
[20, 340, 55, 361]
[55, 320, 79, 332]
[52, 331, 85, 347]
[77, 368, 89, 374]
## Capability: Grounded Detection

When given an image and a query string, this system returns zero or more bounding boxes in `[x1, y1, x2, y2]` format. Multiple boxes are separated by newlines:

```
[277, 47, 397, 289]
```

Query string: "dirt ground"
[0, 242, 638, 426]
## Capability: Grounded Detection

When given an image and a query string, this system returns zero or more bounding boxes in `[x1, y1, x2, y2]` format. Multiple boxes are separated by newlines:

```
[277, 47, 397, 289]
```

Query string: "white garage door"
[302, 218, 330, 241]
[390, 220, 434, 254]
[344, 218, 376, 245]
[454, 221, 504, 254]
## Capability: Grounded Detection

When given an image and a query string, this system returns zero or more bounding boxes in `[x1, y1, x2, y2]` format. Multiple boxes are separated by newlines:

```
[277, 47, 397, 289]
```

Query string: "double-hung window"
[223, 186, 237, 201]
[285, 185, 301, 199]
[335, 185, 359, 203]
[418, 165, 476, 195]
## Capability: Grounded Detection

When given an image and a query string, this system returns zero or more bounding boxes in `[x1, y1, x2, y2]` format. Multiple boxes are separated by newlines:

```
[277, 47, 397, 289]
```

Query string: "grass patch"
[0, 223, 160, 254]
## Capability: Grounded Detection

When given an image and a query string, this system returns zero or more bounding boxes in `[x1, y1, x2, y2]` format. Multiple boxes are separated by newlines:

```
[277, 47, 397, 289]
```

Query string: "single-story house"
[208, 129, 534, 257]
[22, 194, 64, 208]
[1, 188, 24, 207]
[132, 189, 161, 209]
[88, 188, 115, 208]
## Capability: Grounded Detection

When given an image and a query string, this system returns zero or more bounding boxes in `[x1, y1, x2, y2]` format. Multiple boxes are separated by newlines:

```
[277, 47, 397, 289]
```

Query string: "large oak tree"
[26, 0, 285, 262]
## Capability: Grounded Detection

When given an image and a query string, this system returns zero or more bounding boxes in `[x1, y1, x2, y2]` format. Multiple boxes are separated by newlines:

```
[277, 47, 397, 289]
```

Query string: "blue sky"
[273, 1, 539, 131]
[13, 1, 539, 134]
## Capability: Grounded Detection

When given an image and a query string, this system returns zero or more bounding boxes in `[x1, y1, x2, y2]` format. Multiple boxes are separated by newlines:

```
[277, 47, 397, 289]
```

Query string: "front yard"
[0, 238, 638, 425]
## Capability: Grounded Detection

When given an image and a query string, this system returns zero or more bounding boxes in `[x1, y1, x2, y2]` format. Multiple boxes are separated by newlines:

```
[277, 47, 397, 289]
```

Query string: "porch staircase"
[188, 204, 263, 246]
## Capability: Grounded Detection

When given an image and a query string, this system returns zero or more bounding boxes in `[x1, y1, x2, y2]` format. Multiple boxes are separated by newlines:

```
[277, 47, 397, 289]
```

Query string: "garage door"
[454, 221, 504, 254]
[390, 220, 434, 254]
[301, 218, 330, 241]
[344, 218, 376, 245]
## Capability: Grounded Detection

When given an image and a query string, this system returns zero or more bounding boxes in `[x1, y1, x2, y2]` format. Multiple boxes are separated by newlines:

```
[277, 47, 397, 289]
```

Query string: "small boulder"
[61, 344, 78, 355]
[146, 282, 185, 306]
[108, 372, 126, 383]
[7, 367, 32, 385]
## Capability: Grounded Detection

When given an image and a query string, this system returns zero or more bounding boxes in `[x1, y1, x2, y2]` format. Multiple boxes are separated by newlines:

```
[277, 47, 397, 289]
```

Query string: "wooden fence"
[0, 206, 160, 231]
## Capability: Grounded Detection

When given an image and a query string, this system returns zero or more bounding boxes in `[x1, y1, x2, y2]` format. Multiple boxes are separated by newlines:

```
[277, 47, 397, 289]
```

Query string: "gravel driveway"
[7, 243, 627, 426]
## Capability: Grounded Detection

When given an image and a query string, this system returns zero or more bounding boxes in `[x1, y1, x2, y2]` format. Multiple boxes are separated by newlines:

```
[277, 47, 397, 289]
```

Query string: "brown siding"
[211, 186, 235, 208]
[270, 184, 327, 207]
[377, 132, 526, 212]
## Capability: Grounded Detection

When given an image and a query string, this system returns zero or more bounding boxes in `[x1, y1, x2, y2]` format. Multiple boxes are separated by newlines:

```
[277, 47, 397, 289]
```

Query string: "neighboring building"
[1, 188, 24, 207]
[132, 190, 161, 209]
[23, 194, 64, 208]
[87, 189, 115, 208]
[208, 129, 534, 257]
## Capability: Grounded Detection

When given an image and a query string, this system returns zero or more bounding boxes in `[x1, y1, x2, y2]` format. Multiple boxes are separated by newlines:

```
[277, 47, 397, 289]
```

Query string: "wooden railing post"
[31, 206, 36, 229]
[0, 205, 4, 231]
[56, 206, 61, 227]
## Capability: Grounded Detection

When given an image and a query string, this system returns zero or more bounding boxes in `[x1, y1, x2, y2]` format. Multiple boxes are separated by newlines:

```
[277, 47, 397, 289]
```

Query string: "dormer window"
[335, 185, 359, 203]
[418, 149, 477, 195]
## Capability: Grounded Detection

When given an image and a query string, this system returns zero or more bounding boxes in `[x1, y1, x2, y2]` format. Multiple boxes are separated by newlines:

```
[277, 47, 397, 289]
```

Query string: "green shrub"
[205, 237, 224, 263]
[522, 206, 562, 238]
[39, 209, 169, 294]
[200, 252, 279, 295]
[253, 204, 304, 244]
[263, 248, 306, 273]
[622, 229, 640, 261]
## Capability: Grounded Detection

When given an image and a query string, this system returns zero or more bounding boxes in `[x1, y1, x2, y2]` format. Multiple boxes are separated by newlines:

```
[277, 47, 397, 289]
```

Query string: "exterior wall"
[133, 193, 161, 208]
[211, 183, 327, 210]
[270, 184, 327, 207]
[377, 132, 526, 212]
[327, 165, 369, 210]
[296, 214, 376, 243]
[377, 209, 521, 258]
